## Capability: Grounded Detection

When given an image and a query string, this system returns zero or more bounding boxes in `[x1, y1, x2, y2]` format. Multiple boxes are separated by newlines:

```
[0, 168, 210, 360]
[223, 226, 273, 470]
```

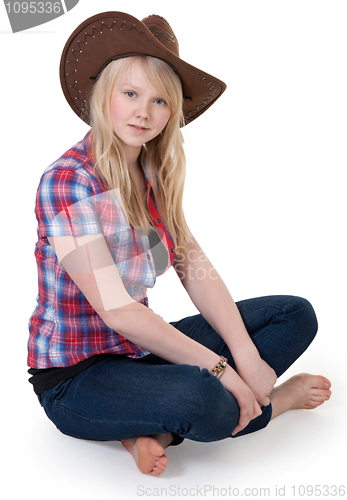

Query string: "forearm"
[175, 240, 258, 364]
[175, 240, 277, 403]
[101, 301, 221, 370]
[187, 276, 257, 359]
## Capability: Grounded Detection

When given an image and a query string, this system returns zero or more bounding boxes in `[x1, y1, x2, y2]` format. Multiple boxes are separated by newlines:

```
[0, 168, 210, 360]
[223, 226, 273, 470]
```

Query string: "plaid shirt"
[28, 131, 175, 369]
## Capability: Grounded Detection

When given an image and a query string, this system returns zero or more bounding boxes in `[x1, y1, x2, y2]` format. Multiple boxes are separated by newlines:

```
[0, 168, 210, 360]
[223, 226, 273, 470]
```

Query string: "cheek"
[110, 97, 127, 124]
[158, 109, 171, 131]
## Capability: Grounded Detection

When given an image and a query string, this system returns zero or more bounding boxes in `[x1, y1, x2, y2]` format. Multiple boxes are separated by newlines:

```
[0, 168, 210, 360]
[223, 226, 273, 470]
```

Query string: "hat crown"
[142, 14, 179, 57]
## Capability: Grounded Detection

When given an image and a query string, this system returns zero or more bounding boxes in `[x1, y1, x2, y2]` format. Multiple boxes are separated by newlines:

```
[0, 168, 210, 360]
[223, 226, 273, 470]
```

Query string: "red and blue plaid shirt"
[28, 131, 175, 369]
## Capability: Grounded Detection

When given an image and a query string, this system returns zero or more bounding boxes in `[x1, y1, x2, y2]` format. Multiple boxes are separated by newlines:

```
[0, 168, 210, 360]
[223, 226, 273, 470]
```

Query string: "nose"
[135, 99, 150, 120]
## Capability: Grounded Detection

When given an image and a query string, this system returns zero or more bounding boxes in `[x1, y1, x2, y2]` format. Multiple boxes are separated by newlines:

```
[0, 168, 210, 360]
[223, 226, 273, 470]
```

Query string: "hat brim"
[60, 11, 226, 126]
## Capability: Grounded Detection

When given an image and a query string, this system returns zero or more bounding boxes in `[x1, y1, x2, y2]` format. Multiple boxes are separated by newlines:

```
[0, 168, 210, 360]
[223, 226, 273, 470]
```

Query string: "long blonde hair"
[89, 56, 193, 253]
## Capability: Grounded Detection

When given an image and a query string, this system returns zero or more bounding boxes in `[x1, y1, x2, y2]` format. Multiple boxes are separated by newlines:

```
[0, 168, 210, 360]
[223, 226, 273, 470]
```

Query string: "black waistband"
[28, 355, 107, 395]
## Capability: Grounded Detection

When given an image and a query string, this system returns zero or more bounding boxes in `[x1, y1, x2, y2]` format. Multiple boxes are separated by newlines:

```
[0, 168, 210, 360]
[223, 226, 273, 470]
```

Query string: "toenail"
[323, 383, 329, 389]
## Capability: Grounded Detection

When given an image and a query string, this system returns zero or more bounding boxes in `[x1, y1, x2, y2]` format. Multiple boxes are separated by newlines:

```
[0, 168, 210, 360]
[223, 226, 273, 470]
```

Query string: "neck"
[123, 144, 142, 174]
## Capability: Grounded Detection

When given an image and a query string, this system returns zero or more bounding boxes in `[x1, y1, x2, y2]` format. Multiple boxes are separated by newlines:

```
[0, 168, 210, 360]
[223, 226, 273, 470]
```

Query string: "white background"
[1, 1, 346, 498]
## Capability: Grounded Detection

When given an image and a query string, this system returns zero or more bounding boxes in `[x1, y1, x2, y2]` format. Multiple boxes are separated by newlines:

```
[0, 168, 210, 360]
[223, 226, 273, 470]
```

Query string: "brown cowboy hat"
[60, 11, 227, 126]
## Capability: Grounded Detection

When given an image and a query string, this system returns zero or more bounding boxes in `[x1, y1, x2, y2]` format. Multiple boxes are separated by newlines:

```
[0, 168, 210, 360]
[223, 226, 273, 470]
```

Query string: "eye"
[125, 91, 137, 98]
[154, 98, 166, 106]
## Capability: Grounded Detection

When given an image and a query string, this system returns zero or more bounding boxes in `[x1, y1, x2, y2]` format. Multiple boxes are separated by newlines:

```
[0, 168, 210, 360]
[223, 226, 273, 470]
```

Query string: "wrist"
[218, 364, 245, 393]
[230, 341, 260, 368]
[209, 356, 228, 379]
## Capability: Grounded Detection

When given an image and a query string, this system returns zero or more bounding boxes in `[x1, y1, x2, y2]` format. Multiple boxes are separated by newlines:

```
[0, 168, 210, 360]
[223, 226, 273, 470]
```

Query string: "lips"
[128, 124, 150, 133]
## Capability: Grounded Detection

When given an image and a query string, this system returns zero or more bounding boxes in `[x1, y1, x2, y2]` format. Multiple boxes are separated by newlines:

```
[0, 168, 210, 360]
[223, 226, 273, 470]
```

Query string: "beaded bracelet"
[210, 356, 228, 378]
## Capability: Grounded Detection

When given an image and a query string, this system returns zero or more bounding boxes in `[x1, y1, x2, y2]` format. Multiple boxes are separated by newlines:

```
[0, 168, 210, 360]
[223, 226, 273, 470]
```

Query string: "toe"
[155, 455, 169, 471]
[311, 395, 330, 403]
[155, 463, 167, 472]
[315, 375, 331, 390]
[150, 468, 163, 476]
[150, 458, 168, 476]
[312, 387, 331, 396]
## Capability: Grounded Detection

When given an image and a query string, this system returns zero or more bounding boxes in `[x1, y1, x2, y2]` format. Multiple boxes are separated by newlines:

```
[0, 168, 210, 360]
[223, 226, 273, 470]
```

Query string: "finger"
[231, 423, 245, 436]
[258, 396, 271, 407]
[231, 409, 251, 436]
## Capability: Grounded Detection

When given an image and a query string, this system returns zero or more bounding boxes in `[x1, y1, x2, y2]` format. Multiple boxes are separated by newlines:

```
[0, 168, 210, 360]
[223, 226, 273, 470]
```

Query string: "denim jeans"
[38, 295, 318, 444]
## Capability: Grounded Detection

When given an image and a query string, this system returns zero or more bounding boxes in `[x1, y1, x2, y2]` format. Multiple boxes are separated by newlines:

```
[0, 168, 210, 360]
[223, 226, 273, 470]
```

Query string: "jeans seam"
[240, 304, 285, 317]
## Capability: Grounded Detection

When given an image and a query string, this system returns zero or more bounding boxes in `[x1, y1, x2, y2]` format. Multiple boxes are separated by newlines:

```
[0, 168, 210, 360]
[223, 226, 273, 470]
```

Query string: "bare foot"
[121, 434, 173, 476]
[270, 373, 331, 420]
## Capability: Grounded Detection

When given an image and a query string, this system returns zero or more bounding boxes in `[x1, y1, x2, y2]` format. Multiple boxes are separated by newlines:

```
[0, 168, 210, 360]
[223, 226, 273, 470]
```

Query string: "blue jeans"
[38, 295, 318, 444]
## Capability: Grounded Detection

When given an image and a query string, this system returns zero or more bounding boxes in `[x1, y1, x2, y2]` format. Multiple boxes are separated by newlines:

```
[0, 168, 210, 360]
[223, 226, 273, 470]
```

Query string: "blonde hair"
[89, 56, 193, 253]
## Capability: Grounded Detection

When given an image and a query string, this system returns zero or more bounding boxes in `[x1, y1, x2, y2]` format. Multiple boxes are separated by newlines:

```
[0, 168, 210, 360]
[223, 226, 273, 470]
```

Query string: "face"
[110, 59, 172, 162]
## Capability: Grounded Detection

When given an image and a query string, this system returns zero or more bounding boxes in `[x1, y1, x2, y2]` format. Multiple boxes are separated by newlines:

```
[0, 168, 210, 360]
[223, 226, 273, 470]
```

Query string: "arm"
[174, 236, 277, 406]
[49, 233, 220, 367]
[49, 233, 262, 434]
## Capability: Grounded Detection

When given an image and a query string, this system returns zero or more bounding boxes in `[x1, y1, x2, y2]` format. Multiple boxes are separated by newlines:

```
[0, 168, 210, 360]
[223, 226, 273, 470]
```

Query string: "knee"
[287, 296, 318, 343]
[168, 367, 239, 441]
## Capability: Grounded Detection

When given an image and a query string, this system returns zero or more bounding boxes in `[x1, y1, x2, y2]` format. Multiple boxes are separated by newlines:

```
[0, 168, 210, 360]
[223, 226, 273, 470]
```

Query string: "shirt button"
[72, 217, 80, 224]
[170, 248, 174, 253]
[157, 218, 161, 224]
[147, 253, 151, 260]
[133, 286, 138, 292]
[113, 236, 120, 242]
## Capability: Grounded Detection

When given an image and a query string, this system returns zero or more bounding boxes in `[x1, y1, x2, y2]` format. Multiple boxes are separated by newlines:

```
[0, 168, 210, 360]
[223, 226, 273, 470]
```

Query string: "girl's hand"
[221, 366, 263, 435]
[235, 352, 277, 407]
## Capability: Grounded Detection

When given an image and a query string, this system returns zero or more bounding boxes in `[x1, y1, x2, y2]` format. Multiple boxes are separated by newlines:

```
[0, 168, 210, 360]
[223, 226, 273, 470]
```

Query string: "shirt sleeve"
[35, 168, 102, 238]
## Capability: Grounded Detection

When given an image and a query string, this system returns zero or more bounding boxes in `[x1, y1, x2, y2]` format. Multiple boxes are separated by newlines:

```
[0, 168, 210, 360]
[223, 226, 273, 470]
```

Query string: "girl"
[28, 11, 331, 476]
